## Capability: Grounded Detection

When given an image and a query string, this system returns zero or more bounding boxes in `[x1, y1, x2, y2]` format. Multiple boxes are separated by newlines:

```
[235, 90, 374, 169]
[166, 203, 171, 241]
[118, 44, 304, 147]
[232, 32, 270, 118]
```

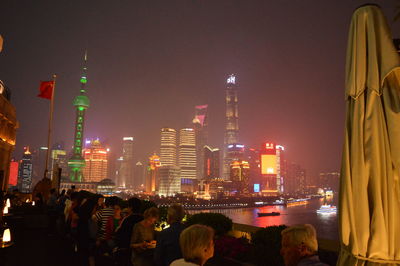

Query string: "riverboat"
[316, 204, 337, 214]
[257, 212, 280, 217]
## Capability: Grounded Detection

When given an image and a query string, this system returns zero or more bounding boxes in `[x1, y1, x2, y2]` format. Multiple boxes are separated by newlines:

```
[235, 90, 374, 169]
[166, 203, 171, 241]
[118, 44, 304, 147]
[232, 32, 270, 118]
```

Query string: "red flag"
[38, 81, 54, 100]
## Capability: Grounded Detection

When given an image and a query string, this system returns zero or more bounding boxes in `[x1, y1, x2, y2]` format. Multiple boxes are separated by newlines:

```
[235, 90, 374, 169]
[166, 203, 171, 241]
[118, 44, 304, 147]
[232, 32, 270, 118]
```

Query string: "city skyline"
[2, 1, 400, 177]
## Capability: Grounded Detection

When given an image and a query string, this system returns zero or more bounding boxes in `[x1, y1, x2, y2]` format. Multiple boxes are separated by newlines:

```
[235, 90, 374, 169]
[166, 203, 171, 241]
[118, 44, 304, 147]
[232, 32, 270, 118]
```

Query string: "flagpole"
[44, 74, 57, 179]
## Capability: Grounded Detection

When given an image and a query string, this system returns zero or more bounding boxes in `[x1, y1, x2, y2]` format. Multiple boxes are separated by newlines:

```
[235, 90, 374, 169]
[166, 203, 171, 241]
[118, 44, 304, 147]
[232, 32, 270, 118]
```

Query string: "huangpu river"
[189, 196, 338, 240]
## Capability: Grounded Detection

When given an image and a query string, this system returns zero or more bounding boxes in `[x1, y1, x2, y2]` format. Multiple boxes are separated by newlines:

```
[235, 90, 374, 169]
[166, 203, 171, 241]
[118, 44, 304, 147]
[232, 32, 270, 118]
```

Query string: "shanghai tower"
[223, 74, 239, 179]
[68, 52, 90, 182]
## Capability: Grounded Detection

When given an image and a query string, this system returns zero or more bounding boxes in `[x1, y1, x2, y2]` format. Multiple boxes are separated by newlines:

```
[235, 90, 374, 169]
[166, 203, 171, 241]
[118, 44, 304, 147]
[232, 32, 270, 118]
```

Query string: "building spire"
[80, 50, 88, 93]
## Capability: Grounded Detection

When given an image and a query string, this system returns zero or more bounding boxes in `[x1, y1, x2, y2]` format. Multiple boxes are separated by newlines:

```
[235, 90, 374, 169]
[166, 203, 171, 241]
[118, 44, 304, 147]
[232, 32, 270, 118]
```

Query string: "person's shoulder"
[170, 258, 197, 266]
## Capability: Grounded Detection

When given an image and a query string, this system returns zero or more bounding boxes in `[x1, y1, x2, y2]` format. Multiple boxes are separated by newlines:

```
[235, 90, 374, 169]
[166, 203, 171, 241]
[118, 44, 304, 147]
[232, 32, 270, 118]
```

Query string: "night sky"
[1, 1, 399, 177]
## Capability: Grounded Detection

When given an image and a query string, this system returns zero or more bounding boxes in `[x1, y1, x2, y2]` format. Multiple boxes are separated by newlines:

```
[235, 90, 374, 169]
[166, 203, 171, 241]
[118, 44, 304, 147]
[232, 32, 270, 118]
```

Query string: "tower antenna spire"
[80, 50, 88, 92]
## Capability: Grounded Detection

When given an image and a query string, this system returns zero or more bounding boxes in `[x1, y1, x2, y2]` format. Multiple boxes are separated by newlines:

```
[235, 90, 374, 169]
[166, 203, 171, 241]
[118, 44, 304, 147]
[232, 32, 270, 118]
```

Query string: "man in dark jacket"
[114, 197, 143, 266]
[154, 204, 186, 266]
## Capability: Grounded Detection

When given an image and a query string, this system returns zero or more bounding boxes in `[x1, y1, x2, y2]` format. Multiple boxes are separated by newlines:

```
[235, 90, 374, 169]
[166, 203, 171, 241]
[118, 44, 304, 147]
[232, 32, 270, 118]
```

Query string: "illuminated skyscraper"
[192, 104, 208, 179]
[146, 154, 161, 193]
[134, 161, 145, 190]
[18, 147, 33, 193]
[204, 146, 220, 180]
[160, 128, 177, 166]
[179, 128, 197, 180]
[260, 143, 285, 195]
[82, 139, 108, 182]
[50, 147, 68, 182]
[119, 137, 134, 188]
[68, 52, 90, 182]
[223, 74, 239, 179]
[158, 166, 181, 196]
[230, 160, 250, 194]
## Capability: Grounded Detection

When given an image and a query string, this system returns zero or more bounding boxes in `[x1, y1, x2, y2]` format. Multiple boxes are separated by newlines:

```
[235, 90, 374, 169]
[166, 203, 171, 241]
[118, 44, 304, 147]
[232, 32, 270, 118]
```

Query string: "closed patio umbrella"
[339, 5, 400, 265]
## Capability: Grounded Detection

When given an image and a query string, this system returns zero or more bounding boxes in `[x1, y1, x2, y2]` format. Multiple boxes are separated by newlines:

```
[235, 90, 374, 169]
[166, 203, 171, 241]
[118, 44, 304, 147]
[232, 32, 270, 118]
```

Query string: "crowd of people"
[4, 188, 329, 266]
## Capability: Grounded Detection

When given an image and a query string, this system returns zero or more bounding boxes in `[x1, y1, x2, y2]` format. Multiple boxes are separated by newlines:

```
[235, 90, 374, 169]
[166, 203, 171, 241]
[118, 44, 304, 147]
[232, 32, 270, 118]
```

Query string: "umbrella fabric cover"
[339, 5, 400, 265]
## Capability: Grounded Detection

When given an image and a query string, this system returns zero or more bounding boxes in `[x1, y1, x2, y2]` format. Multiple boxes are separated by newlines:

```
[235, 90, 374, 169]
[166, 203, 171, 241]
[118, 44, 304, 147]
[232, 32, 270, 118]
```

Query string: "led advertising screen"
[261, 154, 277, 175]
[9, 161, 18, 186]
[254, 184, 260, 193]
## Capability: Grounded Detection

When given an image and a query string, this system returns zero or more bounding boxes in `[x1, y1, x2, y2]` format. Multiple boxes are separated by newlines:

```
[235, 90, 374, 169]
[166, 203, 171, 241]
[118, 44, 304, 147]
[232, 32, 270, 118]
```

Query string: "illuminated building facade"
[223, 74, 239, 179]
[193, 104, 208, 179]
[50, 143, 68, 182]
[119, 137, 134, 188]
[319, 172, 339, 192]
[0, 54, 18, 191]
[115, 156, 123, 187]
[68, 53, 90, 182]
[82, 140, 108, 183]
[9, 160, 18, 187]
[158, 166, 181, 196]
[160, 128, 177, 166]
[286, 163, 306, 195]
[230, 160, 250, 194]
[31, 147, 48, 186]
[245, 148, 261, 189]
[134, 161, 145, 190]
[146, 154, 161, 193]
[260, 143, 285, 195]
[179, 128, 196, 180]
[204, 146, 220, 180]
[18, 147, 33, 193]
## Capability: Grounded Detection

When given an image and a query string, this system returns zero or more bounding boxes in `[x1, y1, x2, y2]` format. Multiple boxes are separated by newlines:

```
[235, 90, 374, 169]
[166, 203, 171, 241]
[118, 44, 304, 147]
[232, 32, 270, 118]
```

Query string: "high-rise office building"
[146, 154, 161, 193]
[230, 160, 250, 194]
[31, 146, 48, 186]
[51, 149, 68, 181]
[286, 163, 306, 195]
[9, 160, 19, 187]
[259, 142, 285, 195]
[160, 128, 177, 166]
[158, 166, 181, 196]
[245, 148, 261, 189]
[115, 156, 123, 186]
[119, 137, 134, 188]
[68, 52, 90, 182]
[82, 139, 108, 182]
[223, 74, 239, 179]
[193, 104, 208, 179]
[319, 172, 340, 192]
[179, 128, 196, 180]
[18, 147, 33, 193]
[204, 146, 220, 180]
[134, 161, 145, 190]
[50, 142, 68, 182]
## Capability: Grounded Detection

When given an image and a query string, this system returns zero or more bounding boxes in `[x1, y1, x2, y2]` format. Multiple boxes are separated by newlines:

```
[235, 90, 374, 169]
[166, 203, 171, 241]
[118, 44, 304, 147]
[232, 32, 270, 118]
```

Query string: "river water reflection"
[189, 196, 338, 240]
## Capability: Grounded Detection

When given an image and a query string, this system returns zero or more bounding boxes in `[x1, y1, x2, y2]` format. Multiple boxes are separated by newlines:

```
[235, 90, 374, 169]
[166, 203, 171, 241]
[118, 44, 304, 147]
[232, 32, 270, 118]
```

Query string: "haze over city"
[2, 0, 400, 176]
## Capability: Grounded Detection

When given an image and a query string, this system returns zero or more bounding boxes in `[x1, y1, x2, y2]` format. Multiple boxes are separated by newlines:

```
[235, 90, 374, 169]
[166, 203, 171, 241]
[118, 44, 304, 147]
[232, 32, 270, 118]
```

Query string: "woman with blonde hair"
[170, 224, 214, 266]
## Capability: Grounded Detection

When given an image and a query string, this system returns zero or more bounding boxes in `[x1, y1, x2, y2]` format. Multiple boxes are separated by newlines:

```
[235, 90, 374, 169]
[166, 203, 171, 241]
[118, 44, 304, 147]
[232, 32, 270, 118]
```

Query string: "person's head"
[114, 204, 121, 217]
[70, 192, 79, 202]
[167, 204, 185, 224]
[280, 224, 318, 266]
[143, 207, 159, 225]
[60, 189, 66, 196]
[105, 196, 118, 207]
[180, 224, 214, 266]
[127, 197, 141, 213]
[96, 195, 105, 207]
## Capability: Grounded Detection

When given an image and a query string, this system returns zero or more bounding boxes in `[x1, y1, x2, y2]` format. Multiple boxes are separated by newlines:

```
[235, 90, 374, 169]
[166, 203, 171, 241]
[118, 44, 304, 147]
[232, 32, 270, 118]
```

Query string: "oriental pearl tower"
[68, 52, 90, 182]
